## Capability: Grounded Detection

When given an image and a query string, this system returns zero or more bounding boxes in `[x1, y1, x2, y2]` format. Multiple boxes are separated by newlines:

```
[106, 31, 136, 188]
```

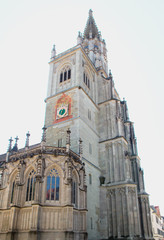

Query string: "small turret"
[7, 137, 13, 152]
[25, 131, 30, 149]
[51, 44, 56, 59]
[41, 126, 47, 143]
[12, 136, 19, 152]
[77, 31, 82, 44]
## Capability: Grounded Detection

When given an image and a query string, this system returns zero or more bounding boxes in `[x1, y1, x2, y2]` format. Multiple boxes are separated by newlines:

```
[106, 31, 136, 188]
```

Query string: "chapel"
[0, 9, 153, 240]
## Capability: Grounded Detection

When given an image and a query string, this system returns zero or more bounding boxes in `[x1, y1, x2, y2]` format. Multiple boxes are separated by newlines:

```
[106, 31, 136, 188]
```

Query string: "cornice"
[99, 136, 128, 145]
[6, 145, 81, 164]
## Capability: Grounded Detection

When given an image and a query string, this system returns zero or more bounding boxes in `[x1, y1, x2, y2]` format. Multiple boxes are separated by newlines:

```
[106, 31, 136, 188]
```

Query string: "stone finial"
[89, 9, 93, 17]
[25, 131, 30, 148]
[79, 138, 83, 160]
[7, 137, 13, 152]
[51, 44, 56, 59]
[66, 128, 71, 153]
[12, 136, 19, 152]
[77, 31, 82, 44]
[41, 126, 47, 142]
[109, 69, 113, 80]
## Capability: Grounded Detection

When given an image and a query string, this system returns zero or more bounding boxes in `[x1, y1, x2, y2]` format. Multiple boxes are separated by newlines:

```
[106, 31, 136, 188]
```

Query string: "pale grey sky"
[0, 0, 164, 214]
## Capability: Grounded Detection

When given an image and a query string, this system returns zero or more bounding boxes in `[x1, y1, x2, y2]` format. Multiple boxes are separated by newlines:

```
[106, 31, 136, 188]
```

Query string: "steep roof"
[84, 9, 99, 39]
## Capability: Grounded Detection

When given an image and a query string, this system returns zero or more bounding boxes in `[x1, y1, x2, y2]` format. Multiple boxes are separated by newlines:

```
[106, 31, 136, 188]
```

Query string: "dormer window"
[83, 72, 90, 89]
[60, 66, 71, 83]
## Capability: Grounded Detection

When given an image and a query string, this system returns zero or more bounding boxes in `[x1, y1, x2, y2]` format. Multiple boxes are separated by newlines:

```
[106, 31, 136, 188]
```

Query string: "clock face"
[56, 105, 68, 119]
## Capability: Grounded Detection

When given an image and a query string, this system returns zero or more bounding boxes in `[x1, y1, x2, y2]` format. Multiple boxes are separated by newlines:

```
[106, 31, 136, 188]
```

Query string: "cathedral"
[0, 10, 153, 240]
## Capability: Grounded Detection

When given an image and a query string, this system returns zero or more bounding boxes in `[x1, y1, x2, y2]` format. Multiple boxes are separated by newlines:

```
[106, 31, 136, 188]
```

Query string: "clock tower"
[44, 9, 153, 240]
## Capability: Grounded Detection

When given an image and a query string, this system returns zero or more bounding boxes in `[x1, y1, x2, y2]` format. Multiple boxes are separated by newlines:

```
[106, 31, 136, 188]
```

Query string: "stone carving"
[128, 187, 136, 195]
[107, 189, 115, 198]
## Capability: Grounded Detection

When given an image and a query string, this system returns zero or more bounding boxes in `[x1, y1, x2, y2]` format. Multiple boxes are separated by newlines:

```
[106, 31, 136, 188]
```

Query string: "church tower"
[45, 9, 153, 240]
[0, 9, 153, 240]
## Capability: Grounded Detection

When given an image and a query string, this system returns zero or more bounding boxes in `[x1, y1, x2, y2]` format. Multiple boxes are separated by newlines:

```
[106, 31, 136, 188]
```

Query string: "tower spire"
[84, 9, 99, 39]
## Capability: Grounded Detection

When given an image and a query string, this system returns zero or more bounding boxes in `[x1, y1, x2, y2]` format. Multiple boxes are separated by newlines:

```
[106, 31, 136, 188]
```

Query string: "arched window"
[60, 72, 63, 83]
[71, 175, 78, 206]
[59, 66, 71, 83]
[83, 72, 90, 89]
[26, 169, 36, 202]
[10, 181, 15, 203]
[89, 174, 92, 184]
[46, 168, 60, 201]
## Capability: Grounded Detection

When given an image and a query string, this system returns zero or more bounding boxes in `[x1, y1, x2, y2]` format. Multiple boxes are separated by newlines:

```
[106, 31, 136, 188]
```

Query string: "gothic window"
[10, 181, 15, 203]
[89, 174, 92, 184]
[83, 72, 90, 89]
[58, 139, 62, 147]
[71, 175, 78, 206]
[60, 72, 63, 83]
[59, 66, 71, 83]
[90, 217, 93, 229]
[26, 169, 36, 202]
[46, 168, 60, 201]
[89, 143, 92, 154]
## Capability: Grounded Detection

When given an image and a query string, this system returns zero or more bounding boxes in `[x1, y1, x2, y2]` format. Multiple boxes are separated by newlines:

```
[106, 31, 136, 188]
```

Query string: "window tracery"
[60, 66, 71, 83]
[46, 168, 60, 201]
[26, 169, 36, 202]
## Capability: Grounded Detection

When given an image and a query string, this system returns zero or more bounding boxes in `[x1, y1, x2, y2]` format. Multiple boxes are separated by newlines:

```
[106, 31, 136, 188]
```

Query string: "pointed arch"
[71, 169, 79, 207]
[25, 168, 36, 202]
[8, 169, 18, 204]
[58, 63, 72, 84]
[45, 164, 62, 202]
[83, 65, 93, 90]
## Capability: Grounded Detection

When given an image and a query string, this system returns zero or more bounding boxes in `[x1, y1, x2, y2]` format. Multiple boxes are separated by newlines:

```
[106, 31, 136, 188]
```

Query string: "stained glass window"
[26, 169, 36, 202]
[46, 168, 60, 201]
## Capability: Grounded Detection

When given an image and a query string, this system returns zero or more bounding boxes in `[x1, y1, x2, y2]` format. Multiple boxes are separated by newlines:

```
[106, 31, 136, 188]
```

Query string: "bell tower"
[44, 9, 153, 240]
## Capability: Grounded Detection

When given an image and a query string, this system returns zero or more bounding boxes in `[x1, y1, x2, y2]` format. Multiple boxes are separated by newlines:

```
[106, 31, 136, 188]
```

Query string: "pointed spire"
[41, 126, 47, 142]
[84, 9, 99, 39]
[12, 136, 19, 152]
[7, 137, 13, 152]
[77, 31, 82, 44]
[51, 44, 56, 59]
[25, 131, 30, 148]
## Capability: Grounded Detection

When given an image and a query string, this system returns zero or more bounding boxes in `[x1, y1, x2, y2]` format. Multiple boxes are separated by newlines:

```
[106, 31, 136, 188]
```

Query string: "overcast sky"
[0, 0, 164, 215]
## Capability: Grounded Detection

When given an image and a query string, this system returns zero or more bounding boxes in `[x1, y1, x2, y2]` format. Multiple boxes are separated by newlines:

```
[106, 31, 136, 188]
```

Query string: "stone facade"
[0, 138, 87, 240]
[0, 9, 153, 240]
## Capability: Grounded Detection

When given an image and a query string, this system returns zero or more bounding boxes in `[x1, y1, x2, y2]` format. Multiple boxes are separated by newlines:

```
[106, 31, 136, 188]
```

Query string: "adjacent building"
[150, 206, 164, 240]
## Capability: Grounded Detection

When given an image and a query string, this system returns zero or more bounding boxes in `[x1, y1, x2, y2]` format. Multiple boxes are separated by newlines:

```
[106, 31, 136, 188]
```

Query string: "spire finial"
[41, 126, 47, 142]
[109, 69, 113, 80]
[51, 44, 56, 59]
[12, 136, 19, 152]
[7, 137, 13, 152]
[84, 9, 99, 39]
[89, 9, 93, 16]
[25, 131, 30, 148]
